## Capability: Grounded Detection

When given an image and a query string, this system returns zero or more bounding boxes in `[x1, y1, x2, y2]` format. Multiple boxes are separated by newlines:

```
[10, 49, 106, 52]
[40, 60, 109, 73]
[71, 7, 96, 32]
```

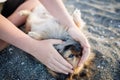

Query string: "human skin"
[39, 0, 90, 67]
[0, 0, 73, 74]
[0, 0, 90, 74]
[0, 14, 73, 74]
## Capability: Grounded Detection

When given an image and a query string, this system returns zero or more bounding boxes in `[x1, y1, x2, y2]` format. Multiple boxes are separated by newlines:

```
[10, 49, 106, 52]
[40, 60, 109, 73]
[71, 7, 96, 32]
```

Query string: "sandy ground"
[0, 0, 120, 80]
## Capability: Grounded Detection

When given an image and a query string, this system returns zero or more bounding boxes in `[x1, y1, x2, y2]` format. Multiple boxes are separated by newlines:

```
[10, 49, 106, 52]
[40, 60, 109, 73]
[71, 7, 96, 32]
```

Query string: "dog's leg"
[28, 32, 42, 40]
[72, 9, 85, 28]
[19, 10, 31, 16]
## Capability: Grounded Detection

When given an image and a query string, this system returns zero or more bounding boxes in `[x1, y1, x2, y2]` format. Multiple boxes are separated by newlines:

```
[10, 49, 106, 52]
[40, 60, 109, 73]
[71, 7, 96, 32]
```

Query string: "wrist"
[21, 37, 39, 54]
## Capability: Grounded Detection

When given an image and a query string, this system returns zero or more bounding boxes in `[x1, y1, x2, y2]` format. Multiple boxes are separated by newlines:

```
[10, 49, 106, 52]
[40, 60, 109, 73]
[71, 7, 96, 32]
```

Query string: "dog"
[20, 4, 94, 80]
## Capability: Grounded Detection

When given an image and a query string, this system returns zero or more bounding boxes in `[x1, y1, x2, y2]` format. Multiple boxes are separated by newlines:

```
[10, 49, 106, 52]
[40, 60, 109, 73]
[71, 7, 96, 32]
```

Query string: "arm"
[0, 0, 40, 51]
[39, 0, 90, 67]
[39, 0, 75, 28]
[0, 0, 73, 74]
[0, 14, 73, 74]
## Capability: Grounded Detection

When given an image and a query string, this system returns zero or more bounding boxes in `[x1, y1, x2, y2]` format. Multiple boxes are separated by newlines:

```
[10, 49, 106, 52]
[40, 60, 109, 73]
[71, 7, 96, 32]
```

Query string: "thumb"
[78, 47, 90, 67]
[48, 39, 63, 45]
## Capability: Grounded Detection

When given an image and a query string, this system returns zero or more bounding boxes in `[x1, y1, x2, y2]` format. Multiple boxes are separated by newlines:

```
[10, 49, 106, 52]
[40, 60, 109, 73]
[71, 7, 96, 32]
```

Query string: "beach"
[0, 0, 120, 80]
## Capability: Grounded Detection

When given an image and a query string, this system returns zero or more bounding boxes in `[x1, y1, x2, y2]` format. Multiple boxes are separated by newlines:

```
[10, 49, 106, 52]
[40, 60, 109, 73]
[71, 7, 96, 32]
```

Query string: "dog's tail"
[19, 10, 31, 16]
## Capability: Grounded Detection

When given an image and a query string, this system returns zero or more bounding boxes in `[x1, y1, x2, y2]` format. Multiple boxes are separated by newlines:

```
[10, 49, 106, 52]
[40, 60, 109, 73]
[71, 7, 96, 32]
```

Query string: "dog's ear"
[54, 40, 74, 54]
[54, 40, 82, 55]
[72, 9, 85, 28]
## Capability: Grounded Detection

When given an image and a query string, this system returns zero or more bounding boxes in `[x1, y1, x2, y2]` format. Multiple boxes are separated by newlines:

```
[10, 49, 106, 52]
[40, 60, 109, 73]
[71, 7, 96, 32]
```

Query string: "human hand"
[68, 27, 90, 67]
[30, 39, 73, 74]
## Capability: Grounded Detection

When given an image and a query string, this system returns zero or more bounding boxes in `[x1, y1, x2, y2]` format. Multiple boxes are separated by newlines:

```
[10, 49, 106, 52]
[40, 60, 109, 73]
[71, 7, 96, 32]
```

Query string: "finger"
[54, 56, 73, 73]
[48, 39, 63, 44]
[50, 64, 68, 74]
[54, 51, 73, 69]
[47, 46, 73, 73]
[78, 33, 90, 48]
[78, 47, 90, 67]
[52, 58, 73, 74]
[51, 46, 73, 71]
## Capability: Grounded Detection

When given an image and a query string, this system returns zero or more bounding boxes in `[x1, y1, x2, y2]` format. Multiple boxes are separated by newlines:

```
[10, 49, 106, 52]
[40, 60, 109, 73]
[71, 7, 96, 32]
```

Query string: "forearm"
[0, 14, 34, 53]
[39, 0, 76, 28]
[0, 0, 40, 51]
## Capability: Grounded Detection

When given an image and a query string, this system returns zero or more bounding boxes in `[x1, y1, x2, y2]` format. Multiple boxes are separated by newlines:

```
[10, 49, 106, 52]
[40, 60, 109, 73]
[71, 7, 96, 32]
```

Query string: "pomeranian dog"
[20, 4, 94, 80]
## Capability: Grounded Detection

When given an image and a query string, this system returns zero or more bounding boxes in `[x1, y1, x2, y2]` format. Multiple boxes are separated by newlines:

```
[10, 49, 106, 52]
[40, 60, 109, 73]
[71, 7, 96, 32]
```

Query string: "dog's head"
[54, 40, 83, 68]
[54, 39, 94, 80]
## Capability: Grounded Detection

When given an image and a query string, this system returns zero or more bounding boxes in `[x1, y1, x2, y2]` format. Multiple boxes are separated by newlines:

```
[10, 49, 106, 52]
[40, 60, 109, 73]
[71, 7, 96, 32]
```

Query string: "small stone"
[111, 65, 113, 67]
[101, 66, 104, 69]
[8, 61, 13, 64]
[114, 42, 120, 46]
[118, 25, 120, 28]
[8, 48, 13, 54]
[21, 62, 25, 65]
[105, 41, 108, 43]
[97, 65, 101, 69]
[110, 20, 113, 23]
[109, 36, 114, 39]
[102, 31, 105, 34]
[101, 36, 104, 38]
[102, 55, 105, 57]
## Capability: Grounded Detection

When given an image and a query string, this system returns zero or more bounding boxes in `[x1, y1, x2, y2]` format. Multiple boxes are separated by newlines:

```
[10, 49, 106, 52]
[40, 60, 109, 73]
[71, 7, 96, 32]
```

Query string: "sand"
[0, 0, 120, 80]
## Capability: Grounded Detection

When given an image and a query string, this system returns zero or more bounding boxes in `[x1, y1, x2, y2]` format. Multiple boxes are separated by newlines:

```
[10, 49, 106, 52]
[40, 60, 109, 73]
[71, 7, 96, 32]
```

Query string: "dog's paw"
[0, 0, 6, 3]
[72, 9, 85, 28]
[19, 10, 31, 16]
[28, 32, 42, 40]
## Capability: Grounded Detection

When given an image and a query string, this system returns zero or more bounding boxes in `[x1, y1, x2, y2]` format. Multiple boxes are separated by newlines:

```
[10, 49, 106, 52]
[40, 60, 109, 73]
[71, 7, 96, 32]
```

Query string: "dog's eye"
[68, 54, 74, 58]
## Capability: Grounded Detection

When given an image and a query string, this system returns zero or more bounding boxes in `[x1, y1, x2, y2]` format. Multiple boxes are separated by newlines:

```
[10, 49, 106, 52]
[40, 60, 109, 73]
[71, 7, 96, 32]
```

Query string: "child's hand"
[31, 39, 73, 74]
[68, 27, 90, 67]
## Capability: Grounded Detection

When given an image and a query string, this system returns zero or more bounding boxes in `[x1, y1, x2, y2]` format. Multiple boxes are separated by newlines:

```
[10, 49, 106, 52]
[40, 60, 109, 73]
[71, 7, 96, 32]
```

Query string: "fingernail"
[78, 63, 81, 66]
[70, 66, 73, 69]
[78, 63, 82, 67]
[70, 70, 73, 73]
[70, 64, 73, 68]
[65, 72, 69, 75]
